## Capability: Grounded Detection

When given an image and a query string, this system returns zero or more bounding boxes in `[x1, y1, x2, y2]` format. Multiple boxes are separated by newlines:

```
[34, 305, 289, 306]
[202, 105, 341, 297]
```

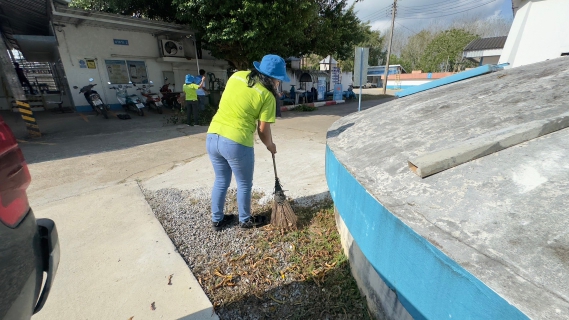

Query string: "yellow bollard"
[16, 101, 41, 138]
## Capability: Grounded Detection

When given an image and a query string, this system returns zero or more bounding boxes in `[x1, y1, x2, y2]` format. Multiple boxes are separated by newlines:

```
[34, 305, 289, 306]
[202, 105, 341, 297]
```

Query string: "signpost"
[332, 67, 340, 84]
[354, 47, 369, 112]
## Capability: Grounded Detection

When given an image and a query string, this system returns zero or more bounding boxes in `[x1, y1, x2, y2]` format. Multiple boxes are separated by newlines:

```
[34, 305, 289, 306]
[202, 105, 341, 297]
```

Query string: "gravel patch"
[144, 187, 372, 319]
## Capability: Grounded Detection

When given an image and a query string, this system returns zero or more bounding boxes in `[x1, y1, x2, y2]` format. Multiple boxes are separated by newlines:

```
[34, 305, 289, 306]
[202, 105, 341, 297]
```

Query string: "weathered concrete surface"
[409, 111, 569, 177]
[32, 182, 216, 320]
[327, 57, 569, 319]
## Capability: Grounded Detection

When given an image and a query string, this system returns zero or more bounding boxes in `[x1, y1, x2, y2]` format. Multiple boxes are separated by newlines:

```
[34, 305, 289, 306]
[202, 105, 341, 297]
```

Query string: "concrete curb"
[280, 100, 346, 112]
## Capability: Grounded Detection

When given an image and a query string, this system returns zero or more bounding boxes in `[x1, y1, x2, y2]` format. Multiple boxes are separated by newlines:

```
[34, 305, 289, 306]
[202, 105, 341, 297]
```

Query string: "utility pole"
[382, 0, 397, 95]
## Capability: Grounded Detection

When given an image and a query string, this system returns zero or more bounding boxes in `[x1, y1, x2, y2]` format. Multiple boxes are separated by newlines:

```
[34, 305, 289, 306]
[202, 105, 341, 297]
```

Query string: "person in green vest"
[183, 74, 205, 126]
[206, 54, 290, 231]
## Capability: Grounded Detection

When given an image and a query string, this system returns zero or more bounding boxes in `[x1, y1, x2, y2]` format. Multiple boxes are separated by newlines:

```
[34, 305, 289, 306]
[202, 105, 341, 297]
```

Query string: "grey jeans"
[185, 100, 199, 125]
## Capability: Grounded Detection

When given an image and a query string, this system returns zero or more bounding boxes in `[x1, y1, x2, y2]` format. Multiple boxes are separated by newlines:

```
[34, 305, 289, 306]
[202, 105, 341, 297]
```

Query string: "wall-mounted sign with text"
[113, 39, 129, 46]
[86, 59, 96, 69]
[105, 60, 130, 84]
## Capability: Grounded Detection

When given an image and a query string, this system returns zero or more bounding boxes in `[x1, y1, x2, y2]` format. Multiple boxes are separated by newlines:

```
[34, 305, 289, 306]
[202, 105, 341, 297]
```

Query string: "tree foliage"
[398, 30, 436, 72]
[418, 29, 478, 72]
[174, 0, 364, 70]
[71, 0, 365, 70]
[70, 0, 177, 21]
[338, 22, 385, 72]
[388, 16, 512, 73]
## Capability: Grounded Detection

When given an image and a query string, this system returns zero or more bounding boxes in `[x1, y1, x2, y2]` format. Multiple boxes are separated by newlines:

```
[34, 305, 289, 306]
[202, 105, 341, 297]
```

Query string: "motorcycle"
[159, 78, 181, 110]
[73, 78, 109, 119]
[108, 82, 145, 116]
[140, 81, 163, 114]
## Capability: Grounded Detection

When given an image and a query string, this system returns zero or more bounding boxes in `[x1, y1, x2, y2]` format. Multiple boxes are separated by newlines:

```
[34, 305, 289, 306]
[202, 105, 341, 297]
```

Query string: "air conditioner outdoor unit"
[161, 40, 185, 57]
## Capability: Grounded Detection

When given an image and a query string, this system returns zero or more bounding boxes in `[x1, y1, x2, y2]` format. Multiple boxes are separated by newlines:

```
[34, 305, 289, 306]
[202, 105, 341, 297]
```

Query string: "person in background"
[14, 63, 35, 95]
[183, 74, 204, 126]
[311, 85, 318, 102]
[276, 91, 283, 118]
[195, 69, 209, 111]
[206, 54, 289, 231]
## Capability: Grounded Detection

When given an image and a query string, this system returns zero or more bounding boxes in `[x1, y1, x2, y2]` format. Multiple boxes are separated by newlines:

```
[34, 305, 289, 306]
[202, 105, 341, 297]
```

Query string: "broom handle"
[272, 153, 278, 179]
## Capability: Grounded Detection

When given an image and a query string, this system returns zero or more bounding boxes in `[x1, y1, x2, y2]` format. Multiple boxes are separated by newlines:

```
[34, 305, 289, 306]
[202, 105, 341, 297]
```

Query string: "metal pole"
[382, 0, 397, 95]
[329, 54, 332, 92]
[193, 39, 200, 72]
[358, 48, 363, 112]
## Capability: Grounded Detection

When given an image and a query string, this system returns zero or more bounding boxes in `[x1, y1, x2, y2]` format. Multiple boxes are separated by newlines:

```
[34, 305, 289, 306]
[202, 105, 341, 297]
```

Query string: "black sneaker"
[240, 216, 268, 229]
[212, 214, 235, 231]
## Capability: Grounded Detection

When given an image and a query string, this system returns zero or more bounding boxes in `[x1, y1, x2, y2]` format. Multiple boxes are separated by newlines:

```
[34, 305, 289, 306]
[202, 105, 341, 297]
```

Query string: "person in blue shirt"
[195, 69, 208, 111]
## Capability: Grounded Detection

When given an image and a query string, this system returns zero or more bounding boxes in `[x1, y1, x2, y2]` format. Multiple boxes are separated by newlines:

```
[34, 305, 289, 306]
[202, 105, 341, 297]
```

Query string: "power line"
[359, 3, 393, 21]
[395, 21, 419, 36]
[398, 0, 478, 10]
[398, 0, 498, 20]
[398, 0, 482, 14]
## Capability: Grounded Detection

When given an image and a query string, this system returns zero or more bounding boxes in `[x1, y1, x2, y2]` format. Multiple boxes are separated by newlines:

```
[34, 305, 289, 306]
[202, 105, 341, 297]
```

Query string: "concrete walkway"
[6, 97, 393, 320]
[33, 182, 215, 320]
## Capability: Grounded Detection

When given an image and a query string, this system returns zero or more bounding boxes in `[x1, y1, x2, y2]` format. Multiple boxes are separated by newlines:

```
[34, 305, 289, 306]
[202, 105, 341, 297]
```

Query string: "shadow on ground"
[1, 108, 206, 164]
[2, 96, 396, 164]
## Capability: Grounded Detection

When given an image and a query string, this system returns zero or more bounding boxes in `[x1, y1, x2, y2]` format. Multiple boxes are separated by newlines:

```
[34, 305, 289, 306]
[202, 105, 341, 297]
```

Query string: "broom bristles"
[271, 192, 298, 230]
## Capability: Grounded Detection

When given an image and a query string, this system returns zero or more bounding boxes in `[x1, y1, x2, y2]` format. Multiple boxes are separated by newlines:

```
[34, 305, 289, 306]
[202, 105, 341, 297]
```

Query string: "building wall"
[480, 56, 500, 65]
[55, 24, 229, 111]
[499, 0, 569, 68]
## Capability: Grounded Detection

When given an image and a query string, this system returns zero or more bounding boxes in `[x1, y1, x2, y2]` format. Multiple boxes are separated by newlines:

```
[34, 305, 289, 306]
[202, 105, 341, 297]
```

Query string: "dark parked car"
[0, 115, 59, 319]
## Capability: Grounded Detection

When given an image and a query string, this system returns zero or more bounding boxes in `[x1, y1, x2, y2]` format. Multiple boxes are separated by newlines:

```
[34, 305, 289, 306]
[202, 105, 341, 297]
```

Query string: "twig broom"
[271, 154, 297, 230]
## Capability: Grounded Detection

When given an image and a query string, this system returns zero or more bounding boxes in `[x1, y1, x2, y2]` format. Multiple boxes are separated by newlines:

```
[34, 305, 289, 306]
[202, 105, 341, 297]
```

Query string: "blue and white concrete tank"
[326, 57, 569, 319]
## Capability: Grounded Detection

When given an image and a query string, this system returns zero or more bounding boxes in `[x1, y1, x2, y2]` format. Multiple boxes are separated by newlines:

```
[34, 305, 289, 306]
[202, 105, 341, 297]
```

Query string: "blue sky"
[347, 0, 514, 32]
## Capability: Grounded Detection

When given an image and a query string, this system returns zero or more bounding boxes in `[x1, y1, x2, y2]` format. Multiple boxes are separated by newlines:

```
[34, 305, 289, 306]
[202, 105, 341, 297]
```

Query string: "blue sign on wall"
[113, 39, 129, 45]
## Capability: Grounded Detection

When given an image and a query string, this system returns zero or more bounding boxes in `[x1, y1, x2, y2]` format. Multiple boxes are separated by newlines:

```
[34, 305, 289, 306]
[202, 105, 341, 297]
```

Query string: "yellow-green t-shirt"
[183, 83, 199, 101]
[208, 71, 276, 147]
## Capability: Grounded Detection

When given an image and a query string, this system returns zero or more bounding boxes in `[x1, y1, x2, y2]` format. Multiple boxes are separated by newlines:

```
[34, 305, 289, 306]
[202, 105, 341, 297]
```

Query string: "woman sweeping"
[206, 54, 289, 231]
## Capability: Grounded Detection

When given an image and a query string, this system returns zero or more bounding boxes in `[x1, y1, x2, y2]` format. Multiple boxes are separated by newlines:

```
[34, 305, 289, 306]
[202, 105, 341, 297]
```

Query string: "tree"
[398, 30, 436, 72]
[70, 0, 177, 21]
[387, 15, 512, 73]
[173, 0, 364, 70]
[418, 28, 478, 73]
[71, 0, 366, 70]
[337, 22, 385, 72]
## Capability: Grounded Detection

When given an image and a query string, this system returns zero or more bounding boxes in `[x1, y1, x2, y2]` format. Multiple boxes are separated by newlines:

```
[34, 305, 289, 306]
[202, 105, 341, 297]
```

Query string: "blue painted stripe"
[395, 64, 506, 98]
[75, 104, 124, 113]
[386, 85, 416, 90]
[325, 145, 528, 320]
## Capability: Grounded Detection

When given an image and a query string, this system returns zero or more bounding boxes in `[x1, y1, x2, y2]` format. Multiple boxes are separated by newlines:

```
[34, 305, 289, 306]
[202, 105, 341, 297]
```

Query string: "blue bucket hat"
[193, 75, 203, 85]
[185, 74, 195, 84]
[253, 54, 290, 82]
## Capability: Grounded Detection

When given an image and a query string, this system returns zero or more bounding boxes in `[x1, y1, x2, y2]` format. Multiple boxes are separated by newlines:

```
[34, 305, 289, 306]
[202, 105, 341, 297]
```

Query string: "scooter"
[159, 78, 181, 110]
[108, 82, 145, 116]
[74, 78, 109, 119]
[140, 81, 163, 114]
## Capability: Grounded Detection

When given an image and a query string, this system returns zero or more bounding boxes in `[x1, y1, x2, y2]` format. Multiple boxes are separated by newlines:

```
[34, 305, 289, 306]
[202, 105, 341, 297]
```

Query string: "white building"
[51, 5, 229, 112]
[0, 1, 230, 112]
[499, 0, 569, 68]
